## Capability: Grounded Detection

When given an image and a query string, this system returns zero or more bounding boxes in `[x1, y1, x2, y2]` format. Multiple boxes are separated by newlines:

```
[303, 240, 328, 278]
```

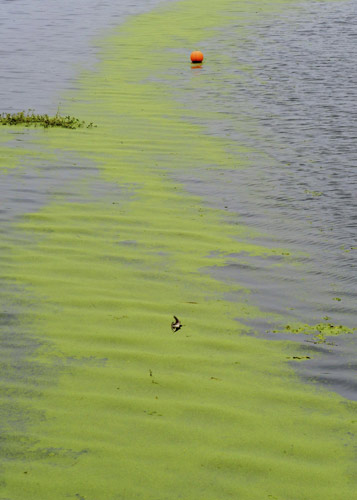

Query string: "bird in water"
[171, 315, 182, 332]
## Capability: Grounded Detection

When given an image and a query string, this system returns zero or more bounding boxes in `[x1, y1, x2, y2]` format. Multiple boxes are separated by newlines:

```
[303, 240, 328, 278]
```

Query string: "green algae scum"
[1, 0, 356, 499]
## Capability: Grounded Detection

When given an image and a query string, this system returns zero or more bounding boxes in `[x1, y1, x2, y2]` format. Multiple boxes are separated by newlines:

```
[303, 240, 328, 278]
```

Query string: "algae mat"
[1, 0, 356, 499]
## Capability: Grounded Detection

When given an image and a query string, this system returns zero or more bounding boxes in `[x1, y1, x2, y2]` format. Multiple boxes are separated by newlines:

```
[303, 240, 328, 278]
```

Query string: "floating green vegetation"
[275, 322, 355, 336]
[286, 355, 311, 361]
[272, 322, 356, 344]
[340, 245, 357, 253]
[304, 189, 323, 197]
[0, 110, 94, 129]
[1, 0, 357, 498]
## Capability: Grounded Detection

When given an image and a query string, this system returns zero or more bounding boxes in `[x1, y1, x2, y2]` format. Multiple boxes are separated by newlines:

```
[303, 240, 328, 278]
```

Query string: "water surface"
[0, 0, 356, 498]
[169, 0, 357, 398]
[0, 0, 175, 114]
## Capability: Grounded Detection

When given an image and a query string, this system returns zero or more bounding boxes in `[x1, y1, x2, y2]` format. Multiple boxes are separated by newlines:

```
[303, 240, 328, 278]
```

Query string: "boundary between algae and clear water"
[0, 0, 356, 499]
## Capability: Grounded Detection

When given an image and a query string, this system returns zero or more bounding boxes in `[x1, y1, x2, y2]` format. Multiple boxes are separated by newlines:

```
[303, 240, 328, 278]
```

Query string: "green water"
[1, 0, 356, 499]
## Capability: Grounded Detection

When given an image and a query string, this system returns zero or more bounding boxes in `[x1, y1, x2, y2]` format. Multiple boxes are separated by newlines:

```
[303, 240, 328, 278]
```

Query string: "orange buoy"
[190, 50, 204, 63]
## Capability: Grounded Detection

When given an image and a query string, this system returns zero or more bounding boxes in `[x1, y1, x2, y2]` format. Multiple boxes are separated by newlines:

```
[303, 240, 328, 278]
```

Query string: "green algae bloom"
[0, 0, 356, 499]
[272, 322, 356, 345]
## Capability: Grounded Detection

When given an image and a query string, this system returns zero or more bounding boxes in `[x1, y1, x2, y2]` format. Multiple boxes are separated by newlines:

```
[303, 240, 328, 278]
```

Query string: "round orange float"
[190, 50, 204, 63]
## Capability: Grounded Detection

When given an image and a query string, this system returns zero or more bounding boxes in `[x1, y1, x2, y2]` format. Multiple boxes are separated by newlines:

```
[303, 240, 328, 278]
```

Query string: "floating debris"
[286, 356, 311, 361]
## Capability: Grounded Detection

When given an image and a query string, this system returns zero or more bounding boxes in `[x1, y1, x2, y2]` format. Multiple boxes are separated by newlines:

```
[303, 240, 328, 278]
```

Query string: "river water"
[0, 0, 356, 497]
[0, 0, 175, 114]
[0, 0, 356, 404]
[170, 0, 357, 398]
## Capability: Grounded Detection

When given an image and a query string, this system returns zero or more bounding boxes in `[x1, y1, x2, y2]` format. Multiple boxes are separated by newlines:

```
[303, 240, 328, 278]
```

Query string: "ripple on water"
[169, 0, 356, 399]
[0, 1, 356, 497]
[0, 0, 176, 114]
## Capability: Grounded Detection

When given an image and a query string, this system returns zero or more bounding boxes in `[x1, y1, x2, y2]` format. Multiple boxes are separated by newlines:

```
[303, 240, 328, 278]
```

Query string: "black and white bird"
[171, 315, 182, 332]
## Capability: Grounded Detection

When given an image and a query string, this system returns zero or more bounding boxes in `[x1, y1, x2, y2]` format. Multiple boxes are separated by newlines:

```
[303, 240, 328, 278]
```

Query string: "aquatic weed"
[0, 110, 95, 129]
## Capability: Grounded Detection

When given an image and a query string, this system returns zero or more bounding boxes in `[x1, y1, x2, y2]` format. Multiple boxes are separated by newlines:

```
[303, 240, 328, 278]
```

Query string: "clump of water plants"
[0, 110, 94, 129]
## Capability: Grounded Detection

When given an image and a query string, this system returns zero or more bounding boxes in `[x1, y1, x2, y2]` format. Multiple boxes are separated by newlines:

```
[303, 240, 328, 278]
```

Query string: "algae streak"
[1, 0, 356, 499]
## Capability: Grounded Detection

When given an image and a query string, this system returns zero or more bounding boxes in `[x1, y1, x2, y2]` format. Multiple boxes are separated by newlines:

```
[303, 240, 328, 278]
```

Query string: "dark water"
[0, 0, 356, 402]
[247, 0, 357, 398]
